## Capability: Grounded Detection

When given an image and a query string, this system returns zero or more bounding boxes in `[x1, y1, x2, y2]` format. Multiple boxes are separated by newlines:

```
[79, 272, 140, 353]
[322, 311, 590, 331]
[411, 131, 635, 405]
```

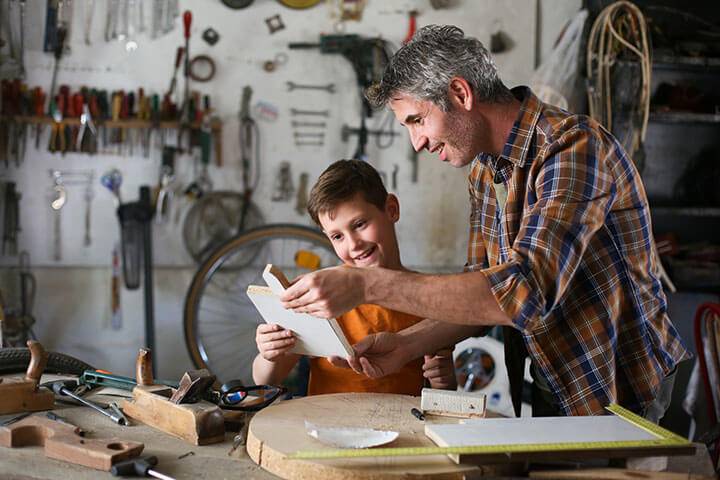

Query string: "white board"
[425, 415, 658, 448]
[246, 265, 353, 359]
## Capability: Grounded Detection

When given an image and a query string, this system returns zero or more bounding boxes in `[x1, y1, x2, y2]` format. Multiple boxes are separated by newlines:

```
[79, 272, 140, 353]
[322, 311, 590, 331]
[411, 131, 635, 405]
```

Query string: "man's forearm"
[364, 268, 513, 327]
[397, 319, 485, 360]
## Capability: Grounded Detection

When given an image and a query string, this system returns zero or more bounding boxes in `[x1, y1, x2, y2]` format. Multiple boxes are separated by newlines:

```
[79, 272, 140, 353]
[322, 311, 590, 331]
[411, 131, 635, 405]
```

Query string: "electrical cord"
[586, 1, 651, 162]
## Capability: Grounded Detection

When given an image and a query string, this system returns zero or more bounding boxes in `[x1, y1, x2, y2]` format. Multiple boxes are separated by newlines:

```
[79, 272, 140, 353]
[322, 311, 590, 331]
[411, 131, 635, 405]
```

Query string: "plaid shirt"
[466, 88, 690, 416]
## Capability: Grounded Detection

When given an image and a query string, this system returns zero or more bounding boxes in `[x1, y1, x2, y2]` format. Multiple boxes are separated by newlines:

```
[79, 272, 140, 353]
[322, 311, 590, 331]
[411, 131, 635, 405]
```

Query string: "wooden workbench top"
[0, 380, 715, 479]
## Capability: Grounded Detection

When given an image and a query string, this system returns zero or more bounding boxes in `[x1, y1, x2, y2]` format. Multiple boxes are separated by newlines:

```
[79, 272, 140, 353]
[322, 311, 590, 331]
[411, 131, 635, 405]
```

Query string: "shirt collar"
[496, 86, 542, 168]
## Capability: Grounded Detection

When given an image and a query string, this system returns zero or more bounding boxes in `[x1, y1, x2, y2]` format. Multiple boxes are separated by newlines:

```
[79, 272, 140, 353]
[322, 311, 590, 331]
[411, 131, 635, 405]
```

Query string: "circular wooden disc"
[246, 392, 478, 479]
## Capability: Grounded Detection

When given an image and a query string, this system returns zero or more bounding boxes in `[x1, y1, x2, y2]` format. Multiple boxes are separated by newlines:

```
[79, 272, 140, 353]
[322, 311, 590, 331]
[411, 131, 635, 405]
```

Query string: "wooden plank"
[529, 467, 715, 479]
[420, 388, 487, 418]
[0, 413, 143, 471]
[424, 416, 695, 464]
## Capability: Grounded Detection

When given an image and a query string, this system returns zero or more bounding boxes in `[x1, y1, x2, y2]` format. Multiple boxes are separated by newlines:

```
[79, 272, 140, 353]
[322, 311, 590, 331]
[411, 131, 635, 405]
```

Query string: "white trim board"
[426, 416, 657, 447]
[246, 265, 353, 359]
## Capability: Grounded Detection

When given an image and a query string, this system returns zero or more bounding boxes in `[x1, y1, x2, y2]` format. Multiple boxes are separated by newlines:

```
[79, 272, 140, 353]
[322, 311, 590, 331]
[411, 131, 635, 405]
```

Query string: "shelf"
[653, 53, 720, 71]
[0, 115, 222, 131]
[649, 111, 720, 123]
[652, 207, 720, 217]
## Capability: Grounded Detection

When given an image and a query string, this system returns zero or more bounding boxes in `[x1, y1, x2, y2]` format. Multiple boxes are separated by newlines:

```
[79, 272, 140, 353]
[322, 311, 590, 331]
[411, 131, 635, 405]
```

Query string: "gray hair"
[366, 25, 513, 111]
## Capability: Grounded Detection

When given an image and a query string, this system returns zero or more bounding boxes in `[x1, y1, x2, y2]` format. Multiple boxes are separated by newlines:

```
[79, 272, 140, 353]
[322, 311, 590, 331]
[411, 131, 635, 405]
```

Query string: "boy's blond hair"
[307, 160, 388, 225]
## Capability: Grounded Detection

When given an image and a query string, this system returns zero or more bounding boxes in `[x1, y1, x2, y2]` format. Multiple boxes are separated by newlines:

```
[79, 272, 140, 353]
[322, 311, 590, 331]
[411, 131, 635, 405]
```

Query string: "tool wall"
[0, 0, 581, 377]
[0, 0, 562, 267]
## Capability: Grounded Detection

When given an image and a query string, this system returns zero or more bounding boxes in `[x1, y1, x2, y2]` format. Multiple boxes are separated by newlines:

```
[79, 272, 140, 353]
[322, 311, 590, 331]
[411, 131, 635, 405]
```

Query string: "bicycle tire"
[184, 223, 339, 384]
[0, 348, 94, 376]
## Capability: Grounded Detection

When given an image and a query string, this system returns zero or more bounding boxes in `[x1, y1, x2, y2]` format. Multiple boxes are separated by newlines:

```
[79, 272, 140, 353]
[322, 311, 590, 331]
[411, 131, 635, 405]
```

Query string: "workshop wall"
[0, 0, 581, 378]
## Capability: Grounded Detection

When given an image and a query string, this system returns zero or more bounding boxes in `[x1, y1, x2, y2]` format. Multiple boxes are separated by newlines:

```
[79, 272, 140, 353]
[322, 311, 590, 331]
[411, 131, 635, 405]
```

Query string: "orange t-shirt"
[307, 304, 425, 395]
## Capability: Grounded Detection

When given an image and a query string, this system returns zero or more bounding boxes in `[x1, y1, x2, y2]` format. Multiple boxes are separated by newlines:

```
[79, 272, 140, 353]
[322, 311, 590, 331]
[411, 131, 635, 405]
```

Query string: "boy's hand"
[339, 332, 411, 378]
[423, 348, 458, 390]
[279, 266, 366, 319]
[256, 323, 295, 361]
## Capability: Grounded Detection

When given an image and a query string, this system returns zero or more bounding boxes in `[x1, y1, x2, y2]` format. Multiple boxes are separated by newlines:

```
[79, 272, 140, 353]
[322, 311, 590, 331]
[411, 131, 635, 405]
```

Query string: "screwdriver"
[110, 456, 176, 480]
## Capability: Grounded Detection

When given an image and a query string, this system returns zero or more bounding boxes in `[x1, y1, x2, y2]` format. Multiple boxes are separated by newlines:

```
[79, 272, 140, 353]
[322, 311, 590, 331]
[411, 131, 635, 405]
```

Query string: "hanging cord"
[587, 1, 651, 162]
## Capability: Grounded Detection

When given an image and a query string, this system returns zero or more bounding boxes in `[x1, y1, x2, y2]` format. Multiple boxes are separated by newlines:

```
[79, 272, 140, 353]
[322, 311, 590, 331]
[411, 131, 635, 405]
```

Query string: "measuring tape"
[285, 404, 691, 460]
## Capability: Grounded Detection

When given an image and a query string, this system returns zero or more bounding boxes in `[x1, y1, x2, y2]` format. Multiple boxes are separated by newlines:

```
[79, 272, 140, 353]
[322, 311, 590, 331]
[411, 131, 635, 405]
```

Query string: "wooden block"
[0, 413, 143, 471]
[0, 378, 55, 415]
[420, 388, 487, 418]
[122, 384, 225, 445]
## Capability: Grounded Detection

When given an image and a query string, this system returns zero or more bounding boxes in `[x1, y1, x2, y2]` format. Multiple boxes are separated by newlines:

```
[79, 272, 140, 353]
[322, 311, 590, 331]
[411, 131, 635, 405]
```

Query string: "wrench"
[286, 81, 335, 93]
[292, 120, 326, 128]
[290, 108, 329, 117]
[51, 380, 129, 425]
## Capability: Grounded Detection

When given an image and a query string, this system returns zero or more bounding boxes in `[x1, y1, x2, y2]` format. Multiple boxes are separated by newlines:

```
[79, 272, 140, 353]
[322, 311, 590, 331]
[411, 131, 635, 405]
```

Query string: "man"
[280, 25, 689, 419]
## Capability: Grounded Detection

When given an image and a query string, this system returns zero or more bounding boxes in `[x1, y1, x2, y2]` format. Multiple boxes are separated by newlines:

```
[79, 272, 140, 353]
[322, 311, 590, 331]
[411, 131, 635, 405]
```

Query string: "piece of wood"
[122, 384, 225, 445]
[424, 415, 696, 465]
[529, 467, 715, 479]
[420, 387, 487, 418]
[0, 413, 143, 471]
[246, 392, 520, 479]
[0, 341, 54, 415]
[263, 264, 291, 292]
[246, 265, 353, 358]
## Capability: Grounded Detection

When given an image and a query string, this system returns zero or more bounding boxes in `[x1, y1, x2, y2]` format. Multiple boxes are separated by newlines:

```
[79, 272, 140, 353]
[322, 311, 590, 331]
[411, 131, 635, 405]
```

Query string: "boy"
[252, 159, 457, 394]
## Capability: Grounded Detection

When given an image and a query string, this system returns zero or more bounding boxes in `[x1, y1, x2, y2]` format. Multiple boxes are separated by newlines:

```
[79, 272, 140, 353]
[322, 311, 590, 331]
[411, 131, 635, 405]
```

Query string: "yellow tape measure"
[285, 404, 691, 460]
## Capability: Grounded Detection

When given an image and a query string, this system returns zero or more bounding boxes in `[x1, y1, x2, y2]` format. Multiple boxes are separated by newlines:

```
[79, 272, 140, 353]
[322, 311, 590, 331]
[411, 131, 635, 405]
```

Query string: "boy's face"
[319, 193, 401, 270]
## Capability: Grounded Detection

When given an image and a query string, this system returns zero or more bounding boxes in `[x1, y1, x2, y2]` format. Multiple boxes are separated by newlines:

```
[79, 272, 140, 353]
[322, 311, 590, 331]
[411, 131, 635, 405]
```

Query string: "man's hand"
[279, 266, 366, 319]
[255, 323, 295, 361]
[423, 348, 458, 390]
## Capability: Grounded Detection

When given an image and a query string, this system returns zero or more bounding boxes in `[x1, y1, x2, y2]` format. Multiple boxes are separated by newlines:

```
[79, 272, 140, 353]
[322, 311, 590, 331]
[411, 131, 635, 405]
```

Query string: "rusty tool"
[50, 380, 129, 425]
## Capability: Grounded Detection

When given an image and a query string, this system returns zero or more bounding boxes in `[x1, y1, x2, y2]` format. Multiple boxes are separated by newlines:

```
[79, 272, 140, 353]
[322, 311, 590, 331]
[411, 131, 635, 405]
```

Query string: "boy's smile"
[319, 193, 402, 270]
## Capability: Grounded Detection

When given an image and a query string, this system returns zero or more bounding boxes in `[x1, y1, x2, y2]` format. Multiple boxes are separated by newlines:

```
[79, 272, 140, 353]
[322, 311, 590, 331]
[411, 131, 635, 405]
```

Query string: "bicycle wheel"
[184, 223, 340, 384]
[0, 348, 94, 376]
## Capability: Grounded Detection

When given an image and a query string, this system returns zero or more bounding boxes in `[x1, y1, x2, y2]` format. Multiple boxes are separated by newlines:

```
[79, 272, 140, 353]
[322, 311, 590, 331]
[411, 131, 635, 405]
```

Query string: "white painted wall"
[0, 0, 581, 379]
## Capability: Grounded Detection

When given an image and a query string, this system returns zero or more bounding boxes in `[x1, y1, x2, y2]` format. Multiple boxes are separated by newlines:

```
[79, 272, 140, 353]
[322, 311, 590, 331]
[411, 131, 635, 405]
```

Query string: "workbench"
[0, 378, 715, 480]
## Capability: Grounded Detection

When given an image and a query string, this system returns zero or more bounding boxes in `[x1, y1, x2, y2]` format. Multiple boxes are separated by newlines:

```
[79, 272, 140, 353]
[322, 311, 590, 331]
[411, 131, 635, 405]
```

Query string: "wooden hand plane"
[0, 341, 55, 415]
[121, 348, 225, 445]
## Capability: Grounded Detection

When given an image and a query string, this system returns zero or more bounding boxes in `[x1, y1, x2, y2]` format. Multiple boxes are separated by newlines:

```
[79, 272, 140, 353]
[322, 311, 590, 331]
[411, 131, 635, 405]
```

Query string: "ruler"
[285, 403, 691, 460]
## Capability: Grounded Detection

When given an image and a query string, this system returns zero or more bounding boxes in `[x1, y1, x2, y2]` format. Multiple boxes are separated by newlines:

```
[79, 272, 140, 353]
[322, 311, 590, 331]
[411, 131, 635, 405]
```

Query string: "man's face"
[389, 93, 480, 168]
[319, 193, 401, 270]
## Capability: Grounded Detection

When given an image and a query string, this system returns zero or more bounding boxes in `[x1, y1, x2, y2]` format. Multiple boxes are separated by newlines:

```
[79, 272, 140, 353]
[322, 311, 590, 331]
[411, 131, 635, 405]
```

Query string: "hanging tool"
[166, 46, 184, 100]
[155, 148, 175, 224]
[48, 20, 67, 109]
[286, 81, 335, 93]
[33, 87, 46, 149]
[110, 456, 176, 480]
[181, 11, 192, 122]
[238, 86, 259, 232]
[49, 379, 129, 425]
[77, 102, 98, 153]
